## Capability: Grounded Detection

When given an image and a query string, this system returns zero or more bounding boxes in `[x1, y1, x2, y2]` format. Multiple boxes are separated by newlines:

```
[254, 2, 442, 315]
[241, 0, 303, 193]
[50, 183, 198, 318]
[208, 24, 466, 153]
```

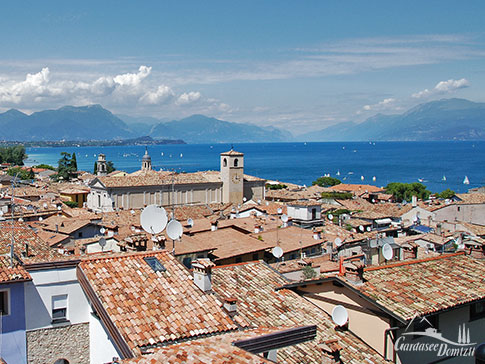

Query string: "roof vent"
[143, 256, 166, 272]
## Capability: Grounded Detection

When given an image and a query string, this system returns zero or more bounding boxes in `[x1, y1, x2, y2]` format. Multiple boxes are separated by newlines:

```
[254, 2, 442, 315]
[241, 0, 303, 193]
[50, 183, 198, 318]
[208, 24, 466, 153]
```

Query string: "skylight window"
[144, 256, 166, 272]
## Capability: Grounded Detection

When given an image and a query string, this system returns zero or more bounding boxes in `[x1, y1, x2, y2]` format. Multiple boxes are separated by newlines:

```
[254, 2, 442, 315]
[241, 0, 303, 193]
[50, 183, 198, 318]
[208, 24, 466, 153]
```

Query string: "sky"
[0, 1, 484, 134]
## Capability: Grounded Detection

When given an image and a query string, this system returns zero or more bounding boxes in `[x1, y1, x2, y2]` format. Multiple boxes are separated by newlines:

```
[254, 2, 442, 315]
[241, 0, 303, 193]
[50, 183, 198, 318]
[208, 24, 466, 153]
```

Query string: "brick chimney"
[319, 339, 342, 364]
[192, 258, 215, 292]
[343, 261, 364, 285]
[223, 297, 237, 316]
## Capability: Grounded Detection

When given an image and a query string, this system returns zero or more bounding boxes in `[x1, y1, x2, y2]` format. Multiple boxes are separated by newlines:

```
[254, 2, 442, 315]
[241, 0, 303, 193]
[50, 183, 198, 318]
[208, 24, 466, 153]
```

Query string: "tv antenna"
[332, 305, 349, 327]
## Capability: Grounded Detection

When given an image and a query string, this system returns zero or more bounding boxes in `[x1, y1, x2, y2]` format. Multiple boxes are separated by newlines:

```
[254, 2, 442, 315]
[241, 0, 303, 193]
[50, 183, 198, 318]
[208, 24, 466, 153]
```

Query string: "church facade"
[86, 149, 265, 212]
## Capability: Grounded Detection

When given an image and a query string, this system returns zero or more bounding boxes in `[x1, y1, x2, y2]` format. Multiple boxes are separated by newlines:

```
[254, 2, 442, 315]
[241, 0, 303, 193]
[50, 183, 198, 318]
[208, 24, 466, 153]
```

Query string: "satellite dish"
[265, 201, 269, 206]
[140, 204, 168, 234]
[187, 218, 194, 227]
[167, 219, 183, 240]
[39, 216, 43, 221]
[99, 237, 106, 248]
[131, 226, 136, 231]
[328, 214, 334, 221]
[334, 237, 343, 247]
[0, 211, 3, 217]
[108, 230, 114, 237]
[331, 305, 349, 326]
[100, 227, 106, 234]
[57, 206, 62, 211]
[19, 218, 24, 222]
[359, 225, 364, 232]
[243, 197, 247, 202]
[277, 207, 283, 214]
[257, 199, 261, 204]
[366, 226, 371, 232]
[281, 214, 288, 223]
[272, 246, 283, 258]
[382, 243, 393, 260]
[130, 209, 135, 215]
[43, 203, 48, 209]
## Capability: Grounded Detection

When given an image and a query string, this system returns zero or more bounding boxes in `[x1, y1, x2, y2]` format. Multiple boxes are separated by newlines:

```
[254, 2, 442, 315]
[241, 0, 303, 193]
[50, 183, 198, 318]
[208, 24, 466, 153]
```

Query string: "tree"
[312, 176, 341, 187]
[70, 152, 78, 170]
[7, 167, 32, 180]
[34, 164, 56, 170]
[0, 145, 27, 165]
[56, 152, 77, 181]
[385, 182, 431, 202]
[93, 161, 98, 175]
[437, 188, 455, 199]
[106, 160, 116, 173]
[302, 265, 317, 280]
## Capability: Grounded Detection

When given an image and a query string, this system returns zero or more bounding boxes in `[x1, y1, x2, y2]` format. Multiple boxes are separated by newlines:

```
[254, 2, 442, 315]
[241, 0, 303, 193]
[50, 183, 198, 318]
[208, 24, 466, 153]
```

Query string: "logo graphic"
[394, 315, 476, 358]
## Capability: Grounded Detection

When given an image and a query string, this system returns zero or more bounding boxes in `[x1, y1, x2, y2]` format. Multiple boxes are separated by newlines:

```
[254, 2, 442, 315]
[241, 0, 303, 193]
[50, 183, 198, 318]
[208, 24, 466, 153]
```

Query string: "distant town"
[0, 144, 484, 363]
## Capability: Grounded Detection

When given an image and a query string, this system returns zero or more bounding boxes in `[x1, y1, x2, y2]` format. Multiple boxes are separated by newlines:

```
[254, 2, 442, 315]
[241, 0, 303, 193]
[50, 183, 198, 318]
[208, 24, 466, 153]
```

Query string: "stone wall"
[27, 323, 89, 364]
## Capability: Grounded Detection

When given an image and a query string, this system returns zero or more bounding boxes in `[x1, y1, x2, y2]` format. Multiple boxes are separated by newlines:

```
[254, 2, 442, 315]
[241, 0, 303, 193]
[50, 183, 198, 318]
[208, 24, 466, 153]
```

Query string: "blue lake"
[25, 141, 485, 194]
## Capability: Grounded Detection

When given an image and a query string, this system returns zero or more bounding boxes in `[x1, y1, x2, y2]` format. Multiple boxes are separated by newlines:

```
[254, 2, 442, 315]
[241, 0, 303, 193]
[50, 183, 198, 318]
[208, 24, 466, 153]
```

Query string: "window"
[470, 301, 485, 321]
[78, 232, 83, 238]
[182, 257, 192, 269]
[54, 359, 69, 364]
[234, 158, 239, 167]
[144, 256, 166, 272]
[0, 290, 9, 316]
[52, 294, 68, 322]
[311, 208, 317, 220]
[235, 257, 242, 263]
[223, 158, 227, 167]
[98, 195, 101, 207]
[252, 253, 259, 261]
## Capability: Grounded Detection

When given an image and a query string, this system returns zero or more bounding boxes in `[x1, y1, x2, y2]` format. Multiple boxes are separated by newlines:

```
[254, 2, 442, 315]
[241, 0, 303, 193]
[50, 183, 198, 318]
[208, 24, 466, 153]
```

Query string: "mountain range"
[0, 98, 484, 142]
[299, 98, 485, 141]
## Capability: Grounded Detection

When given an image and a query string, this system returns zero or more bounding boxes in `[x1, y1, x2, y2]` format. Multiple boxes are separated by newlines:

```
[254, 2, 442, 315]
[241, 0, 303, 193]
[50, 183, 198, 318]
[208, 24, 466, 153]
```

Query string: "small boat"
[442, 175, 446, 181]
[361, 175, 364, 181]
[463, 176, 470, 185]
[418, 178, 424, 183]
[161, 152, 164, 156]
[372, 176, 376, 182]
[180, 153, 183, 158]
[336, 170, 340, 176]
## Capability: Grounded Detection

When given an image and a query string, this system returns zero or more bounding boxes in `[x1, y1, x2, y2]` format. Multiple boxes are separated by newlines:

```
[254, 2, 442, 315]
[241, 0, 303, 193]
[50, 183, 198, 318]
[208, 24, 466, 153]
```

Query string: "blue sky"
[0, 1, 484, 133]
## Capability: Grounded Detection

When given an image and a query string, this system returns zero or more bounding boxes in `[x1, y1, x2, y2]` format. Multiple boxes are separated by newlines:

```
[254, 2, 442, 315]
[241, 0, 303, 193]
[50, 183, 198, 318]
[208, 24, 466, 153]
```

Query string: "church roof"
[221, 149, 244, 156]
[142, 148, 151, 161]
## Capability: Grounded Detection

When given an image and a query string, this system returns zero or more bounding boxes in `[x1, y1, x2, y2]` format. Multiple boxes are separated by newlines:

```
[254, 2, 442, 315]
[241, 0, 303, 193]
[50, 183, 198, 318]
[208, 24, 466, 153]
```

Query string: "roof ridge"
[212, 260, 260, 270]
[364, 251, 465, 272]
[81, 249, 169, 263]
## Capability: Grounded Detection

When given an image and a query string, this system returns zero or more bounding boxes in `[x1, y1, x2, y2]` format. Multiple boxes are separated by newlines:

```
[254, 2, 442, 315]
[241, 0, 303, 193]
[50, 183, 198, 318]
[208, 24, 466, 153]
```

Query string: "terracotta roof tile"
[79, 251, 237, 353]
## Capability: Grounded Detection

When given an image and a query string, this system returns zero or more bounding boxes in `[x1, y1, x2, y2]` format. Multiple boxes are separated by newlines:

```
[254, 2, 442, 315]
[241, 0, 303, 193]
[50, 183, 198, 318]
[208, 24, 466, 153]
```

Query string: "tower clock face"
[232, 174, 241, 183]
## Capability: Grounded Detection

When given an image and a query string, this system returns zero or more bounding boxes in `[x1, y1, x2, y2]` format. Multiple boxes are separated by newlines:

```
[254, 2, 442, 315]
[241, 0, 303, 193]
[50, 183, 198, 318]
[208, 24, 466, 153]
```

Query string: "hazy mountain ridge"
[300, 98, 485, 141]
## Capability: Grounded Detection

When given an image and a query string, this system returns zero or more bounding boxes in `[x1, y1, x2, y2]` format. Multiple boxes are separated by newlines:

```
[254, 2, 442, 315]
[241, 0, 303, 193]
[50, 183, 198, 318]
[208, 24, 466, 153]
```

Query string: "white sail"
[463, 176, 470, 185]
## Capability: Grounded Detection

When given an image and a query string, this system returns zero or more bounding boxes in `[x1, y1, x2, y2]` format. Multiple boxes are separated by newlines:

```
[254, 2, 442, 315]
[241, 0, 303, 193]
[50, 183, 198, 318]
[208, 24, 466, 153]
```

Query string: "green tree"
[34, 164, 56, 170]
[106, 160, 116, 173]
[302, 265, 317, 280]
[312, 176, 341, 187]
[7, 167, 32, 180]
[70, 152, 78, 170]
[93, 161, 98, 175]
[437, 189, 455, 199]
[0, 145, 27, 165]
[385, 182, 431, 202]
[56, 152, 77, 181]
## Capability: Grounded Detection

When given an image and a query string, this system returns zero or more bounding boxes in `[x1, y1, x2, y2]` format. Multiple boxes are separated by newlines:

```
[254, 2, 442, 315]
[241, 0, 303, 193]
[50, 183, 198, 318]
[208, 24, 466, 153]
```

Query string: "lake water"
[25, 141, 485, 194]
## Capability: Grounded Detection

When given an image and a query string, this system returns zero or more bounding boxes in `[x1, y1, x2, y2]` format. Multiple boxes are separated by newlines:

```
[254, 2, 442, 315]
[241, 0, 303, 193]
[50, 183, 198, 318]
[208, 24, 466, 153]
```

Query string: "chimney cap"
[224, 297, 237, 304]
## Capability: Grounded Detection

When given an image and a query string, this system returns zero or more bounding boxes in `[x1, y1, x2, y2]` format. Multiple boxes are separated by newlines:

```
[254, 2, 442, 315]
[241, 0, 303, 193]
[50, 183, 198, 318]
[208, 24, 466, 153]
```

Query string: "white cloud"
[140, 85, 175, 105]
[362, 98, 396, 112]
[113, 65, 151, 87]
[412, 78, 470, 98]
[176, 91, 201, 105]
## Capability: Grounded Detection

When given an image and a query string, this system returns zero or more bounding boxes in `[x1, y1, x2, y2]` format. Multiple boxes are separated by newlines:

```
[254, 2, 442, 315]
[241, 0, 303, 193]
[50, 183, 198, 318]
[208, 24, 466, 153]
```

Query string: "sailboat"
[372, 176, 376, 182]
[336, 170, 340, 176]
[463, 176, 470, 185]
[361, 175, 364, 181]
[442, 175, 446, 181]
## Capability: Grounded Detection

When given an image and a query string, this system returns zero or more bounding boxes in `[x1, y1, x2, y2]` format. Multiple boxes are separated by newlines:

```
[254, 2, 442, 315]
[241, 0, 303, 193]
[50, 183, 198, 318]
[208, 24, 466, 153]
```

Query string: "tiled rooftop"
[0, 255, 31, 283]
[79, 251, 238, 354]
[356, 253, 485, 321]
[212, 261, 388, 364]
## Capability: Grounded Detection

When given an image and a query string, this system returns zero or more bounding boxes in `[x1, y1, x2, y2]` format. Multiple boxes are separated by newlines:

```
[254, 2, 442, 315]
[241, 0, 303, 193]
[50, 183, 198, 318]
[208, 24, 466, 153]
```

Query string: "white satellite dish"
[140, 204, 168, 234]
[131, 226, 136, 231]
[277, 207, 283, 214]
[272, 246, 283, 259]
[265, 201, 269, 206]
[130, 209, 135, 215]
[359, 225, 364, 232]
[43, 203, 48, 209]
[99, 237, 106, 248]
[334, 237, 343, 247]
[39, 216, 43, 221]
[0, 211, 3, 217]
[57, 206, 62, 211]
[328, 214, 334, 221]
[166, 219, 183, 240]
[331, 305, 349, 326]
[108, 230, 114, 238]
[366, 226, 371, 232]
[281, 214, 288, 223]
[243, 197, 247, 202]
[257, 199, 261, 204]
[19, 218, 24, 222]
[382, 243, 394, 260]
[100, 227, 106, 234]
[187, 218, 194, 227]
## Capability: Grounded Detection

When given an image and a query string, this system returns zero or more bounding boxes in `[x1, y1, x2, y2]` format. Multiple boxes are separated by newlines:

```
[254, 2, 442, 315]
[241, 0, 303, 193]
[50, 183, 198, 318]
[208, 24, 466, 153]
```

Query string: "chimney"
[210, 219, 218, 231]
[343, 260, 364, 285]
[192, 259, 215, 292]
[223, 297, 237, 316]
[319, 339, 342, 364]
[55, 224, 59, 233]
[254, 224, 260, 234]
[412, 195, 417, 207]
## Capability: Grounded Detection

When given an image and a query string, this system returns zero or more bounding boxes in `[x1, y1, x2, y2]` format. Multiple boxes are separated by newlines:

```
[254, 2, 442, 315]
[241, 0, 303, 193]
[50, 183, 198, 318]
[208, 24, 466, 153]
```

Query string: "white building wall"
[89, 312, 120, 364]
[24, 267, 91, 330]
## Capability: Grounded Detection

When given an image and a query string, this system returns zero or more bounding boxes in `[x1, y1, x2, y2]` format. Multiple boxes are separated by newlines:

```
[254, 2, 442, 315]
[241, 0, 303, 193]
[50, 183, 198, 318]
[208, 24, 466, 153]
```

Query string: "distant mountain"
[0, 105, 134, 141]
[300, 98, 485, 141]
[150, 114, 293, 143]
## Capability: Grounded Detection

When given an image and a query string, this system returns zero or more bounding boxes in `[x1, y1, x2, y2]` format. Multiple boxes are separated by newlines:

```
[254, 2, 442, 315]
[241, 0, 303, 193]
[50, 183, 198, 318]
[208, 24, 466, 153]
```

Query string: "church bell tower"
[220, 148, 244, 204]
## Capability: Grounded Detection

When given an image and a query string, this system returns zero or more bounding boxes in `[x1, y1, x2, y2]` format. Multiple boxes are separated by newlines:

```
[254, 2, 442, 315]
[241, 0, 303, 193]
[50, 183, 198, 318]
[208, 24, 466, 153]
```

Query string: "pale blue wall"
[1, 281, 27, 364]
